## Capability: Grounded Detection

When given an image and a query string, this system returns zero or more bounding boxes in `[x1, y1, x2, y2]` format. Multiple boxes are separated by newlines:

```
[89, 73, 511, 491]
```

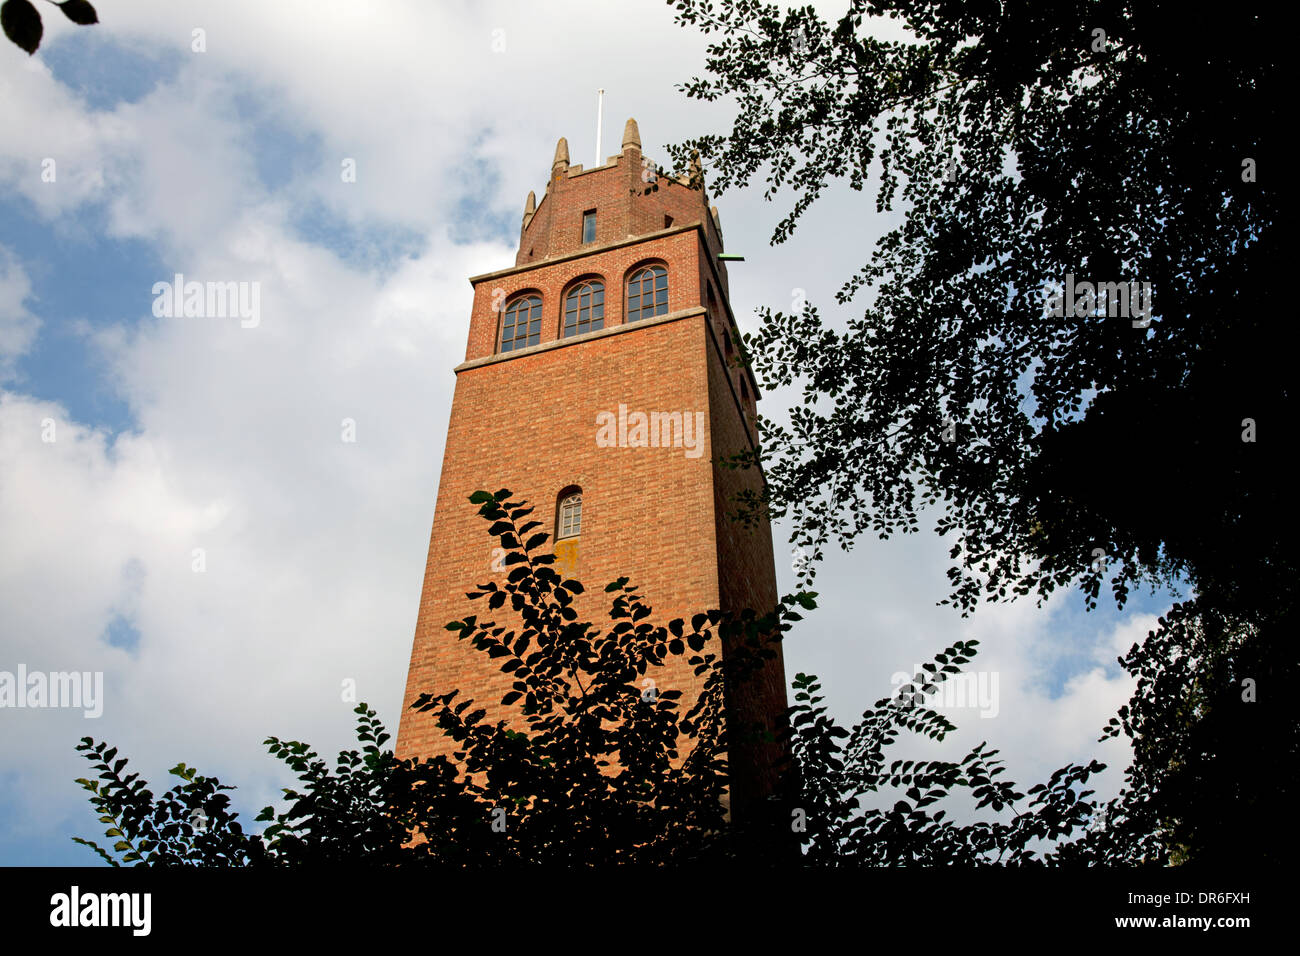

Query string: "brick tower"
[396, 119, 787, 818]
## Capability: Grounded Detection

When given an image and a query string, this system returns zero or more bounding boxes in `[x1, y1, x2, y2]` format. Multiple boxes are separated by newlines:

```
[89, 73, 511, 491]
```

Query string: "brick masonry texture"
[396, 127, 786, 818]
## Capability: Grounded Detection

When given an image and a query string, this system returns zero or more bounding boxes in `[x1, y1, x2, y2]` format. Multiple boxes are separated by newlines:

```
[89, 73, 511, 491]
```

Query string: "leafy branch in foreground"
[3, 0, 98, 56]
[75, 489, 1118, 865]
[790, 641, 1103, 865]
[406, 487, 790, 863]
[73, 739, 257, 866]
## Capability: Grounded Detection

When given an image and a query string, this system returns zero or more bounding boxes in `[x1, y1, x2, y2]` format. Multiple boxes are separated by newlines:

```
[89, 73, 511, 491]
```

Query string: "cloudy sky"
[0, 0, 1176, 864]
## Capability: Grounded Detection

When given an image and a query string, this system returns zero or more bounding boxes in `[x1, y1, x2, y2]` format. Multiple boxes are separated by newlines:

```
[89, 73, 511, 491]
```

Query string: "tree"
[667, 0, 1284, 615]
[2, 0, 97, 55]
[1055, 603, 1299, 866]
[791, 652, 1104, 865]
[74, 490, 1107, 865]
[664, 0, 1291, 863]
[402, 488, 785, 863]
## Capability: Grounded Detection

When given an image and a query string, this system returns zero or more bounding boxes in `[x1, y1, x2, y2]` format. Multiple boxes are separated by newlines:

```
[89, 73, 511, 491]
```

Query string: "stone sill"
[454, 307, 707, 373]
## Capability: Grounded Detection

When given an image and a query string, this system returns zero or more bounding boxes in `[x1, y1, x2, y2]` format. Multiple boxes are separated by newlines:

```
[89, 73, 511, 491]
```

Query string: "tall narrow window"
[500, 294, 542, 352]
[557, 491, 582, 539]
[710, 286, 733, 357]
[563, 280, 604, 337]
[582, 210, 597, 244]
[626, 265, 668, 323]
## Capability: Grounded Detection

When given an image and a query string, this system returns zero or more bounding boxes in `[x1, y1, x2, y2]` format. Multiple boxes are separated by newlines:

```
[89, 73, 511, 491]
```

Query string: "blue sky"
[0, 1, 1175, 866]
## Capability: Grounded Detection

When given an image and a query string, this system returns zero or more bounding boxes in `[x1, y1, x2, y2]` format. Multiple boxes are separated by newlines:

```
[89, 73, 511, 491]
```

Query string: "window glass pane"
[558, 494, 582, 538]
[501, 296, 542, 352]
[627, 267, 667, 324]
[563, 282, 604, 337]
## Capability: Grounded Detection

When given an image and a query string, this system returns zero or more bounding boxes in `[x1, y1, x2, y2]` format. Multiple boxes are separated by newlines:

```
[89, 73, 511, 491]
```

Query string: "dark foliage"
[2, 0, 97, 55]
[664, 0, 1291, 864]
[75, 491, 1106, 865]
[666, 0, 1285, 617]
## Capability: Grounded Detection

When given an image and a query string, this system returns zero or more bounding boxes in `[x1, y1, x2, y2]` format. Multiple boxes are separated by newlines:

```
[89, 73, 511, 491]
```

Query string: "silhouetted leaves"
[2, 0, 97, 53]
[57, 0, 97, 26]
[667, 0, 1290, 865]
[74, 489, 1118, 866]
[1, 0, 41, 54]
[669, 0, 1284, 618]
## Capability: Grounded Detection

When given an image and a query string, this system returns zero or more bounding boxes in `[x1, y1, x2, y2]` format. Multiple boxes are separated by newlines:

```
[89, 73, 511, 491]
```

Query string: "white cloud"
[0, 250, 40, 378]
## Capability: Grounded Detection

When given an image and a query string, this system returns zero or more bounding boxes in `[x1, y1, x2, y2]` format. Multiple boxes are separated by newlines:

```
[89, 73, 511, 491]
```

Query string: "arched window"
[626, 265, 668, 323]
[563, 280, 604, 337]
[500, 294, 542, 353]
[557, 489, 582, 539]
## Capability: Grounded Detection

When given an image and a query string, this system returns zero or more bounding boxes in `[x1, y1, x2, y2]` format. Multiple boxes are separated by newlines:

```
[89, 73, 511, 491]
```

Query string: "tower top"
[513, 120, 723, 269]
[622, 117, 641, 151]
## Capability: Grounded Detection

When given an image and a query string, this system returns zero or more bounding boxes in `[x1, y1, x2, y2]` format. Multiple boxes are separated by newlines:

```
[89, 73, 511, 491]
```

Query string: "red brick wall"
[704, 307, 787, 813]
[398, 315, 722, 762]
[466, 230, 705, 362]
[398, 138, 786, 819]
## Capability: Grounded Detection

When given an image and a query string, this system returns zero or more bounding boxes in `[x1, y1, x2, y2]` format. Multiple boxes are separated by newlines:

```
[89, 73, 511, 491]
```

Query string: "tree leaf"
[57, 0, 97, 26]
[1, 0, 42, 54]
